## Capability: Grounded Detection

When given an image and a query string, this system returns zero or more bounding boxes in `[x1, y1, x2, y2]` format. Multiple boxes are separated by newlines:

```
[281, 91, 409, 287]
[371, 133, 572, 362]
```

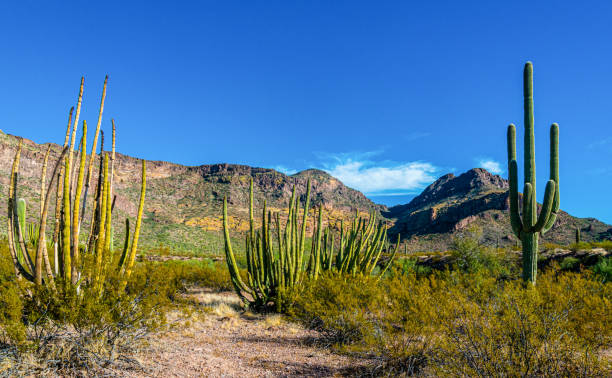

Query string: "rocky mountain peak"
[404, 168, 508, 212]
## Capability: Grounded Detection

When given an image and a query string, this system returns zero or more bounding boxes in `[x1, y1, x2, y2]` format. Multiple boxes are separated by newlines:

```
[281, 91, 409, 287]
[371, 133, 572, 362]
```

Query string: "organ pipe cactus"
[507, 62, 560, 284]
[309, 210, 399, 281]
[223, 178, 399, 311]
[15, 198, 27, 265]
[223, 178, 312, 311]
[6, 77, 146, 292]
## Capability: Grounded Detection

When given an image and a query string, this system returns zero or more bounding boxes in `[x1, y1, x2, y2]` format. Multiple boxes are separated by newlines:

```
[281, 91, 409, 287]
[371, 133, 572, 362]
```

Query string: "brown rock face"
[0, 132, 380, 255]
[386, 169, 611, 251]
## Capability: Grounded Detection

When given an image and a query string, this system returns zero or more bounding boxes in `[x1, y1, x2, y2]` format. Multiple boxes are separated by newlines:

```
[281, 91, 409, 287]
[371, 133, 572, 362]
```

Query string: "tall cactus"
[15, 198, 27, 265]
[6, 76, 146, 291]
[575, 227, 581, 244]
[223, 178, 312, 311]
[223, 178, 399, 311]
[507, 62, 560, 284]
[309, 210, 399, 280]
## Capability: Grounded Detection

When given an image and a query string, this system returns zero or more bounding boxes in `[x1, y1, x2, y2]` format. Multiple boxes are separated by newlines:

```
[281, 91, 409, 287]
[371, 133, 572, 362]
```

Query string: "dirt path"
[119, 289, 370, 377]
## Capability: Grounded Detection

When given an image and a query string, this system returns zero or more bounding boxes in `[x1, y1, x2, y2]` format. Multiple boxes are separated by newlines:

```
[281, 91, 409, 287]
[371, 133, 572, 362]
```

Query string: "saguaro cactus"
[575, 227, 581, 244]
[507, 62, 560, 284]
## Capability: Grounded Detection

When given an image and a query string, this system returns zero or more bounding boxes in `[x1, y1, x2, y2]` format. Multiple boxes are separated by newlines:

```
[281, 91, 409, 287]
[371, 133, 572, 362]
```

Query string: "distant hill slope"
[386, 168, 612, 251]
[0, 132, 380, 255]
[2, 131, 609, 256]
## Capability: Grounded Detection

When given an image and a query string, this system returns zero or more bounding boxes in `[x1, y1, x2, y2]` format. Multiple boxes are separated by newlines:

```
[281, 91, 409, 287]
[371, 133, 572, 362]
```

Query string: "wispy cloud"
[316, 152, 439, 195]
[476, 158, 504, 174]
[587, 137, 612, 149]
[274, 165, 298, 175]
[404, 132, 431, 142]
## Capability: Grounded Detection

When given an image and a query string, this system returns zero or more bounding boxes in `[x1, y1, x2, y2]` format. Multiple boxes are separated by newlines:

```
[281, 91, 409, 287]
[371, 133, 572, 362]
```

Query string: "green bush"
[593, 257, 612, 283]
[0, 240, 184, 375]
[291, 268, 612, 376]
[157, 259, 234, 292]
[450, 225, 511, 276]
[560, 256, 581, 271]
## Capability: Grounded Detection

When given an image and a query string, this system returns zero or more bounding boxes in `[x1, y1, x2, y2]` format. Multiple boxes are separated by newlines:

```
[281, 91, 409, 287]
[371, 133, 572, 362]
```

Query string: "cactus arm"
[81, 76, 107, 225]
[94, 155, 109, 287]
[298, 179, 311, 272]
[40, 146, 51, 217]
[118, 219, 131, 270]
[123, 160, 146, 282]
[533, 180, 556, 232]
[14, 182, 36, 275]
[6, 141, 35, 281]
[507, 124, 523, 237]
[522, 183, 534, 233]
[110, 119, 116, 193]
[34, 147, 67, 285]
[16, 198, 27, 266]
[65, 77, 84, 204]
[376, 234, 400, 281]
[71, 121, 87, 284]
[61, 155, 72, 283]
[53, 107, 74, 275]
[312, 207, 323, 280]
[222, 196, 252, 298]
[542, 123, 560, 234]
[102, 166, 113, 271]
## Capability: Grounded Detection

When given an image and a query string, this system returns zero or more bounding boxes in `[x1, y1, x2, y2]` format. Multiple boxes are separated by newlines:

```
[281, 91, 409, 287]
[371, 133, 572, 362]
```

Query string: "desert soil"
[117, 288, 370, 377]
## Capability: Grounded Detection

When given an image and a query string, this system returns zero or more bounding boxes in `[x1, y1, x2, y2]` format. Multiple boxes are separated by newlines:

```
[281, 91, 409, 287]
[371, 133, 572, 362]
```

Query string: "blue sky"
[1, 1, 611, 223]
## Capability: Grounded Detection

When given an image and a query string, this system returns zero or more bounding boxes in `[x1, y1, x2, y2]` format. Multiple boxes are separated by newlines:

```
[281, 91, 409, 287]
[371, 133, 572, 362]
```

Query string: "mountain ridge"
[1, 131, 609, 255]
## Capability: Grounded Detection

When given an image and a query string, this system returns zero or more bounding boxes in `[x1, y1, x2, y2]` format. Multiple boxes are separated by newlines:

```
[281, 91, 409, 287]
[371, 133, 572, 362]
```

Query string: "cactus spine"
[507, 62, 560, 284]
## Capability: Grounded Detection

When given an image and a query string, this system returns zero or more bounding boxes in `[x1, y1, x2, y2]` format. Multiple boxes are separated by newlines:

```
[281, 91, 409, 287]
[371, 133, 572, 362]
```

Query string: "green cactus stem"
[507, 62, 560, 284]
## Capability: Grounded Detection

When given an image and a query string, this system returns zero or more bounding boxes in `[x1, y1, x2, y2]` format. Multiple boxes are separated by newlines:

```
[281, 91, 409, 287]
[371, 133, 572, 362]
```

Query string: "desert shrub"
[292, 268, 612, 376]
[570, 241, 592, 251]
[158, 259, 234, 292]
[593, 257, 612, 283]
[450, 225, 511, 276]
[433, 271, 611, 377]
[289, 273, 384, 346]
[0, 248, 182, 375]
[542, 242, 565, 250]
[392, 257, 432, 278]
[591, 240, 612, 251]
[560, 256, 581, 271]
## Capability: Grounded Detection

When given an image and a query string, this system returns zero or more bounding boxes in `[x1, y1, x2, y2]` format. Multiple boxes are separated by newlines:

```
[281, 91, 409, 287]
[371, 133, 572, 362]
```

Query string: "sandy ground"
[118, 288, 370, 377]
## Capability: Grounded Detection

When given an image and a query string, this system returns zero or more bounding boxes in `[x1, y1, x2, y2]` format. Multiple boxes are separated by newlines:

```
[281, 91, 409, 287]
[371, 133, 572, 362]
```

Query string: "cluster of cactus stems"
[6, 77, 146, 293]
[223, 178, 398, 311]
[507, 62, 560, 284]
[309, 209, 399, 280]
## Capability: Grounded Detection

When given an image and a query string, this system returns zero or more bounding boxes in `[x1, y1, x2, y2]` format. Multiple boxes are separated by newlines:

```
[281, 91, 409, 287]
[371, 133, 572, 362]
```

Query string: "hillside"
[0, 131, 380, 255]
[386, 168, 612, 251]
[2, 131, 610, 256]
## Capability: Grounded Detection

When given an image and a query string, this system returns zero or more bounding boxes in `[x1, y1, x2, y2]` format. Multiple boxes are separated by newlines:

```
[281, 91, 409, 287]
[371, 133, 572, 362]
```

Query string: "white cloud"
[274, 165, 298, 175]
[323, 157, 438, 195]
[477, 159, 503, 174]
